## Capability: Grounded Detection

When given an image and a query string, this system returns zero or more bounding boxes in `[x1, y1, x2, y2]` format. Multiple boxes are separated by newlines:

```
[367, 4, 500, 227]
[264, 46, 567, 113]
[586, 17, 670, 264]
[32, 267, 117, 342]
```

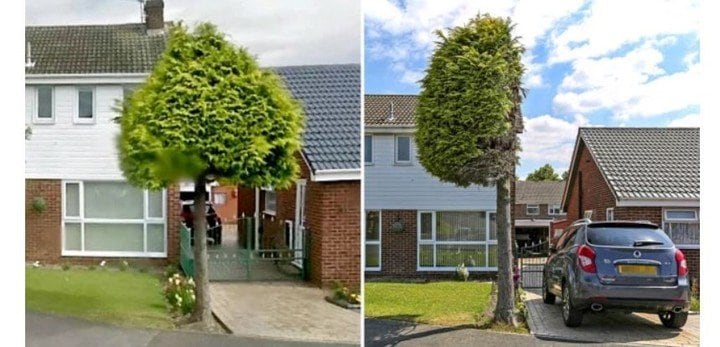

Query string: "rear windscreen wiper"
[633, 240, 664, 247]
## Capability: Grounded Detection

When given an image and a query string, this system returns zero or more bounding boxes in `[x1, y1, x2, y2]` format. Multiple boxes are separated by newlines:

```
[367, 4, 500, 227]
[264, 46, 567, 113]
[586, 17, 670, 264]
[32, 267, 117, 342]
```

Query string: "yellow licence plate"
[617, 264, 657, 276]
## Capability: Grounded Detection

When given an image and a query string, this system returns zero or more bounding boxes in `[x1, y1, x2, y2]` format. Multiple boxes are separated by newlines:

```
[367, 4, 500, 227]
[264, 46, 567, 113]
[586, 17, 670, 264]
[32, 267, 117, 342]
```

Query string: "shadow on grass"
[365, 316, 479, 347]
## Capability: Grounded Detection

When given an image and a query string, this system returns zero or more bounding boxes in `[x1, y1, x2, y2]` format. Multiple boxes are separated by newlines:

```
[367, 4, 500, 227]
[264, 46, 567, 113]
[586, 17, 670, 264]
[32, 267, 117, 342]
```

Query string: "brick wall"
[515, 203, 566, 220]
[565, 141, 616, 221]
[210, 185, 238, 224]
[683, 249, 700, 293]
[613, 207, 662, 224]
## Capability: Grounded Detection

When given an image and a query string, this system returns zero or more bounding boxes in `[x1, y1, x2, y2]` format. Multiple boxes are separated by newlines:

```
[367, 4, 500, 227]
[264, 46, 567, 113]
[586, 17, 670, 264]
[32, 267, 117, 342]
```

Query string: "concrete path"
[365, 318, 617, 346]
[524, 290, 700, 346]
[210, 281, 361, 345]
[26, 311, 353, 347]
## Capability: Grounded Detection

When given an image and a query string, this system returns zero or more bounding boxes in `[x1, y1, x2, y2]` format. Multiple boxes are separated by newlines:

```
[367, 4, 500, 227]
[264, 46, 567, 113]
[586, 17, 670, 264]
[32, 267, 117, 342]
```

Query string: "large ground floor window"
[663, 209, 699, 248]
[365, 210, 381, 271]
[62, 181, 167, 257]
[417, 211, 497, 271]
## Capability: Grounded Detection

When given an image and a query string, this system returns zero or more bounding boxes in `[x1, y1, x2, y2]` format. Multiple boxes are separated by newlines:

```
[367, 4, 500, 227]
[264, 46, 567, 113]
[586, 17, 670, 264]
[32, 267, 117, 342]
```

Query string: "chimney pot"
[144, 0, 165, 33]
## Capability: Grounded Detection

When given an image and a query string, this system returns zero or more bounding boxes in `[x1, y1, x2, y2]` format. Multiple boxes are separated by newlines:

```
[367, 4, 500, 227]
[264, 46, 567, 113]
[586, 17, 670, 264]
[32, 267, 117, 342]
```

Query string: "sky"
[364, 0, 701, 179]
[25, 0, 361, 67]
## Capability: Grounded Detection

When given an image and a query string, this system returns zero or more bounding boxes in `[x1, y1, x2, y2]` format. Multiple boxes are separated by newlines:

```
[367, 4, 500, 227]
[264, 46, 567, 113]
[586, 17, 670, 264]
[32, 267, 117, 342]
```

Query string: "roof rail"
[571, 218, 591, 225]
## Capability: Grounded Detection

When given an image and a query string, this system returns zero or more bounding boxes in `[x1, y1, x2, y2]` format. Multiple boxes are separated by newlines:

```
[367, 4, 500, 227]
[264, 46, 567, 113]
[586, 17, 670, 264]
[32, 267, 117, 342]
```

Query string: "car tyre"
[659, 311, 688, 329]
[561, 282, 583, 327]
[542, 279, 556, 304]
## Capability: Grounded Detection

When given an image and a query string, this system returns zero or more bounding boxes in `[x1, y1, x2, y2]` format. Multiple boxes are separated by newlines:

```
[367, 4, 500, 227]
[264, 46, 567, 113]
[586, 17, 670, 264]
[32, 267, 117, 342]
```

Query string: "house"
[363, 94, 515, 279]
[561, 127, 700, 287]
[514, 181, 566, 250]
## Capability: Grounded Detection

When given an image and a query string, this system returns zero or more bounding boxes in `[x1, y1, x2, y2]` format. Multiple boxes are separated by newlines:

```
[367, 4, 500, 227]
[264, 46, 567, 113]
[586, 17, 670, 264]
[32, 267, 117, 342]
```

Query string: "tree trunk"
[190, 175, 212, 325]
[494, 175, 517, 326]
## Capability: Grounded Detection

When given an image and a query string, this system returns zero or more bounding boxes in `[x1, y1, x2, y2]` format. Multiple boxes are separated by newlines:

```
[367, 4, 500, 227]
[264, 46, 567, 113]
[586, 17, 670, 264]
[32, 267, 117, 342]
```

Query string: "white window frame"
[662, 209, 700, 249]
[417, 210, 498, 271]
[213, 192, 227, 205]
[365, 210, 382, 271]
[395, 135, 411, 165]
[548, 204, 562, 215]
[526, 204, 540, 216]
[263, 188, 277, 216]
[33, 86, 55, 124]
[606, 208, 614, 221]
[61, 180, 167, 257]
[74, 86, 97, 124]
[364, 135, 373, 165]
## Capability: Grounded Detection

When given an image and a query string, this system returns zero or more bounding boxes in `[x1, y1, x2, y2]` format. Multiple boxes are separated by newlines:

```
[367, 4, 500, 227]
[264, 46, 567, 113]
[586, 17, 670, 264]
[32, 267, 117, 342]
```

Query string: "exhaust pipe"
[590, 303, 603, 312]
[672, 306, 683, 313]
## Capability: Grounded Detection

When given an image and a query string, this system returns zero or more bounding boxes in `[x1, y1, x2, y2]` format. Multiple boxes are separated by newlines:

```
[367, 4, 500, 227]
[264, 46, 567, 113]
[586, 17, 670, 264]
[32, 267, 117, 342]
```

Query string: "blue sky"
[365, 0, 700, 179]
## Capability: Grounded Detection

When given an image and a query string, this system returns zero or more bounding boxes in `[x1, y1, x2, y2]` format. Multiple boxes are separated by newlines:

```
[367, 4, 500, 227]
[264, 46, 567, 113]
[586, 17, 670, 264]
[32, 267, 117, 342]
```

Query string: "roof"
[275, 64, 361, 172]
[516, 181, 566, 205]
[574, 127, 699, 201]
[25, 23, 167, 75]
[365, 94, 418, 127]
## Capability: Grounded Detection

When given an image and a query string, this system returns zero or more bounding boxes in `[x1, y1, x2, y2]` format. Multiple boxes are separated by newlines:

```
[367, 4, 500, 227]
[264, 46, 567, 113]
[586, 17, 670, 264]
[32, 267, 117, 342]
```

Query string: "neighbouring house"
[363, 94, 518, 280]
[236, 65, 362, 287]
[514, 181, 566, 250]
[560, 127, 700, 288]
[210, 185, 239, 224]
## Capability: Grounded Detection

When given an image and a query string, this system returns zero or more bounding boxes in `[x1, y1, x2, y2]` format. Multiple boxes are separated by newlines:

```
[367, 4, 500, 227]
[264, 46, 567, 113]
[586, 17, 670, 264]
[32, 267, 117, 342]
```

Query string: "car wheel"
[659, 311, 688, 329]
[561, 282, 583, 327]
[542, 280, 556, 304]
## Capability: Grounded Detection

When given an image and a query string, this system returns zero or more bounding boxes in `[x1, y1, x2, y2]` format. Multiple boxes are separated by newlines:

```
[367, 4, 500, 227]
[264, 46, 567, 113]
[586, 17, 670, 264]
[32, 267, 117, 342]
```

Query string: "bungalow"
[561, 127, 700, 287]
[514, 181, 566, 250]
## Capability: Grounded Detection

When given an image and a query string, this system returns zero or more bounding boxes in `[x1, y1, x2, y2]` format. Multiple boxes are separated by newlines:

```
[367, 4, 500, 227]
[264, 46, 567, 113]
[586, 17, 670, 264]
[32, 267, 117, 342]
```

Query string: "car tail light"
[577, 245, 597, 273]
[675, 249, 688, 276]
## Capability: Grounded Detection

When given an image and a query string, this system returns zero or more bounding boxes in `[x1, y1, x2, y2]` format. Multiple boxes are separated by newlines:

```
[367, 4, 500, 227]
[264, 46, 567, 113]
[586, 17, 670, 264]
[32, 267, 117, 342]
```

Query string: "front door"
[293, 179, 307, 268]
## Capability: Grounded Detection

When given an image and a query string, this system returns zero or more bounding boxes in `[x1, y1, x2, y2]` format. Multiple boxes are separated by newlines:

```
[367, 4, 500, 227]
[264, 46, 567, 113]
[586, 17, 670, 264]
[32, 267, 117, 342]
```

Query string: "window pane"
[366, 244, 380, 267]
[64, 223, 81, 251]
[37, 87, 52, 118]
[436, 244, 486, 267]
[666, 210, 696, 220]
[366, 211, 380, 241]
[436, 211, 485, 241]
[264, 190, 276, 212]
[65, 183, 80, 217]
[84, 223, 143, 252]
[213, 193, 226, 205]
[588, 226, 672, 247]
[419, 245, 434, 267]
[148, 190, 163, 218]
[84, 182, 143, 219]
[78, 90, 93, 118]
[420, 212, 433, 240]
[396, 136, 410, 162]
[527, 205, 539, 215]
[488, 244, 497, 267]
[147, 223, 165, 252]
[489, 213, 496, 240]
[364, 135, 373, 163]
[664, 223, 700, 245]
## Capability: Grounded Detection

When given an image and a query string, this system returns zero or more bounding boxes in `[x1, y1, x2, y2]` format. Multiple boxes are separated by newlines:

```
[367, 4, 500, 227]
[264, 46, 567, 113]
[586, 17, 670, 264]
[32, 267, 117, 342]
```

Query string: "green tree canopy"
[526, 164, 562, 181]
[562, 170, 569, 180]
[118, 23, 304, 191]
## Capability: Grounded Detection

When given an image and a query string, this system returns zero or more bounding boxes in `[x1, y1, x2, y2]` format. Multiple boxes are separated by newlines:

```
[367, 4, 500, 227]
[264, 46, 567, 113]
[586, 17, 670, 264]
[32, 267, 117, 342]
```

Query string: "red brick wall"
[683, 249, 700, 293]
[613, 207, 662, 224]
[515, 203, 566, 220]
[565, 141, 616, 221]
[210, 185, 238, 224]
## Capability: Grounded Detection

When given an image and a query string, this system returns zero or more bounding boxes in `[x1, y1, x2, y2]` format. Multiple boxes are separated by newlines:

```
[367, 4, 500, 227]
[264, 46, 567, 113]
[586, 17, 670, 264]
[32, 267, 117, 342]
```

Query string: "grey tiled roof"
[516, 181, 566, 205]
[579, 127, 699, 201]
[25, 23, 167, 74]
[275, 64, 361, 172]
[365, 94, 418, 126]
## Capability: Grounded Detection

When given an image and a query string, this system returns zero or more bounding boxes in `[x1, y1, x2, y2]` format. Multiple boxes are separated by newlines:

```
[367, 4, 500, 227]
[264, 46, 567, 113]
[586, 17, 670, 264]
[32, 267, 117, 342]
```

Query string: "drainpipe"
[254, 187, 260, 250]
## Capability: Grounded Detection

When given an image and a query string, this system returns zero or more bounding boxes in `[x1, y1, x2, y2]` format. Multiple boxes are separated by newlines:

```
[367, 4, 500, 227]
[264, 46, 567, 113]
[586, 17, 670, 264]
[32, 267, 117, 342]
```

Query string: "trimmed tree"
[415, 14, 525, 325]
[118, 23, 303, 326]
[526, 164, 562, 181]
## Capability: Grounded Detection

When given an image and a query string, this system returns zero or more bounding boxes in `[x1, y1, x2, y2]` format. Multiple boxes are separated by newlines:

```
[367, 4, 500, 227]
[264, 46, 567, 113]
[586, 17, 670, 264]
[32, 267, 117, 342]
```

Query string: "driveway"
[210, 281, 360, 345]
[524, 290, 700, 346]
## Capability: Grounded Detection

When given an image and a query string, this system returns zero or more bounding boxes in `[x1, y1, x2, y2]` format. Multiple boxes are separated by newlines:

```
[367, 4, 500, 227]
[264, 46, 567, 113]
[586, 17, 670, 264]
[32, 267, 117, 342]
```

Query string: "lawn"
[364, 281, 493, 326]
[26, 267, 173, 329]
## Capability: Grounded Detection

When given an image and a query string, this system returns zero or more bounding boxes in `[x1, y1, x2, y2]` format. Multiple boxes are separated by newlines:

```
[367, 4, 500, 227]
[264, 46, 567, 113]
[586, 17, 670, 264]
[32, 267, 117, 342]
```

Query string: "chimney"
[144, 0, 165, 34]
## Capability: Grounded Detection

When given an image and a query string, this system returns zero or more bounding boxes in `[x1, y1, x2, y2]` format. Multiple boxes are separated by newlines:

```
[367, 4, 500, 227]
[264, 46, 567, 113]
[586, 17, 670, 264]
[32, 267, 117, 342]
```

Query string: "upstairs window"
[34, 86, 54, 123]
[395, 135, 411, 164]
[548, 204, 562, 215]
[76, 87, 95, 123]
[364, 135, 373, 164]
[526, 204, 540, 215]
[263, 189, 277, 215]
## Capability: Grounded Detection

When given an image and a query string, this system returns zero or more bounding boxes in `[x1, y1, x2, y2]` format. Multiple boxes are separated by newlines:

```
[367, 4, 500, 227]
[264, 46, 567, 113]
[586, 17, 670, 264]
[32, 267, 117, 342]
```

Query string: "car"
[181, 201, 223, 245]
[542, 219, 690, 328]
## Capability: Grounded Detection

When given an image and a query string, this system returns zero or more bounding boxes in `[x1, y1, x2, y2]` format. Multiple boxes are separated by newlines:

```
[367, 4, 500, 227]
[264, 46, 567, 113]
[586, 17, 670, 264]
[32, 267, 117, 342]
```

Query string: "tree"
[562, 170, 569, 180]
[118, 23, 303, 326]
[526, 164, 561, 181]
[415, 14, 524, 325]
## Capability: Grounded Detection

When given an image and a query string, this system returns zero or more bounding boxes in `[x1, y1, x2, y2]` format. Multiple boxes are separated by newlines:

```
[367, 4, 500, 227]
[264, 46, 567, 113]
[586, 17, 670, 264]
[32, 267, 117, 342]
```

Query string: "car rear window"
[586, 227, 673, 247]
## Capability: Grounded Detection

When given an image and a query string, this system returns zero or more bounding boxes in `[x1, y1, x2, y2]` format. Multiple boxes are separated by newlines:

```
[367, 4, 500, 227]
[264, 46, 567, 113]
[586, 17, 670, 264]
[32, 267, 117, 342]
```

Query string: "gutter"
[26, 73, 149, 84]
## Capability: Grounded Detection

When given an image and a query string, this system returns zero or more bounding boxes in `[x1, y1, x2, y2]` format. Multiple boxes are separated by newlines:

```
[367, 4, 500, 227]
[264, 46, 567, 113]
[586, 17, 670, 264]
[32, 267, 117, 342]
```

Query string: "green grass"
[364, 281, 493, 326]
[26, 267, 173, 329]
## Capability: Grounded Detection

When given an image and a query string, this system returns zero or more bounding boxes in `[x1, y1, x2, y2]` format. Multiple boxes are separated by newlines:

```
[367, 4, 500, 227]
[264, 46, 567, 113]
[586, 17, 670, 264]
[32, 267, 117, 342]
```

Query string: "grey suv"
[542, 219, 690, 328]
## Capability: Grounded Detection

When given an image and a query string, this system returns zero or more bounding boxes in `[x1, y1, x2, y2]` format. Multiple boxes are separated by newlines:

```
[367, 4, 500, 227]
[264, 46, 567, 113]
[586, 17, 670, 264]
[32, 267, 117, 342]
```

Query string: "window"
[418, 211, 497, 270]
[213, 193, 227, 205]
[364, 135, 373, 164]
[663, 209, 699, 247]
[584, 210, 593, 219]
[395, 135, 411, 164]
[75, 87, 95, 123]
[365, 211, 381, 270]
[606, 208, 614, 221]
[62, 181, 166, 256]
[263, 189, 277, 215]
[548, 204, 562, 215]
[34, 86, 54, 123]
[526, 204, 539, 215]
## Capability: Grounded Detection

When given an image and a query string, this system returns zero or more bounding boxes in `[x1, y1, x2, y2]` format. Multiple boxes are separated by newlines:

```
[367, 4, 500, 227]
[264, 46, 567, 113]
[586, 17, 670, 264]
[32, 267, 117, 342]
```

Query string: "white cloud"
[668, 113, 700, 127]
[519, 114, 589, 165]
[26, 0, 360, 66]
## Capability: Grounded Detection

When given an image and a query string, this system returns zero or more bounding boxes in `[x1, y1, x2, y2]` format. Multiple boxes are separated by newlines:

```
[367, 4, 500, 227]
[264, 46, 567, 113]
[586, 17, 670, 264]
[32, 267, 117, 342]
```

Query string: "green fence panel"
[180, 223, 194, 278]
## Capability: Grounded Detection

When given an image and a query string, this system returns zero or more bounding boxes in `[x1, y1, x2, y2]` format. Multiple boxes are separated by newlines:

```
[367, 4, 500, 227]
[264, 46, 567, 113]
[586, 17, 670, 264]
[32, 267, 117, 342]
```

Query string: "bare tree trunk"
[190, 175, 212, 325]
[494, 175, 517, 326]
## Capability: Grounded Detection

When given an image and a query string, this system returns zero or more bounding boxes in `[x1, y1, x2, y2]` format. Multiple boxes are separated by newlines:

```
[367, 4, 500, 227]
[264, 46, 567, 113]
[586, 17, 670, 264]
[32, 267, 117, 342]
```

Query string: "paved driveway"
[210, 282, 360, 345]
[524, 290, 700, 346]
